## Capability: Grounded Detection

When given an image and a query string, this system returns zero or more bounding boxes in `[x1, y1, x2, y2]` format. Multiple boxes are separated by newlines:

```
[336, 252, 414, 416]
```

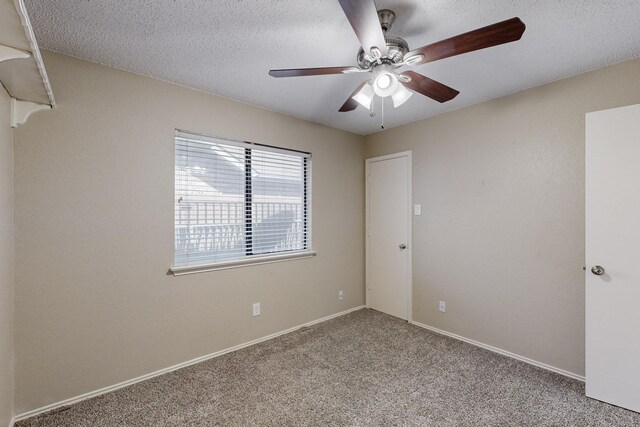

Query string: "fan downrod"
[377, 9, 396, 32]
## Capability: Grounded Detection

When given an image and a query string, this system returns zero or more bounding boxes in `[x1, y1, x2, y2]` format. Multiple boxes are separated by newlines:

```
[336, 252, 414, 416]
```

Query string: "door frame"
[365, 151, 413, 322]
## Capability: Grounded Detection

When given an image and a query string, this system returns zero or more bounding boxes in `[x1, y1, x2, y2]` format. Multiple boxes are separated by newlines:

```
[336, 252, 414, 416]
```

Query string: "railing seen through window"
[174, 131, 311, 267]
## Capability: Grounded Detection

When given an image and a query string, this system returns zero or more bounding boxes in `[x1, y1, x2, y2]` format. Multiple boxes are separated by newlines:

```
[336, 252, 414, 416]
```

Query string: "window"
[174, 131, 312, 270]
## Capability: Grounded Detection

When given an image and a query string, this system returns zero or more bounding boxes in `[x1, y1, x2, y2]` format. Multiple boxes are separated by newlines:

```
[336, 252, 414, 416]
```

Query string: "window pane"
[250, 150, 304, 255]
[175, 137, 246, 265]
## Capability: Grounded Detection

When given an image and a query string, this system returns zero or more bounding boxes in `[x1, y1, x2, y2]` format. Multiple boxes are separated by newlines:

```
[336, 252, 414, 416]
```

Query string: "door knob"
[399, 243, 407, 250]
[591, 265, 605, 276]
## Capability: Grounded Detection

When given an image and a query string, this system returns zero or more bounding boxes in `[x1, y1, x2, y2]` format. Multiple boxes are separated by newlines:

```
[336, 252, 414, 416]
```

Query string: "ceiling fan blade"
[402, 71, 459, 103]
[405, 17, 525, 66]
[339, 81, 368, 112]
[338, 0, 388, 57]
[269, 66, 360, 78]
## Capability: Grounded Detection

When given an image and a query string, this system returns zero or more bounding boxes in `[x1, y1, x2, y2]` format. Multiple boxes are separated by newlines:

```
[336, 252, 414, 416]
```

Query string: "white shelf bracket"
[0, 44, 30, 63]
[10, 98, 51, 128]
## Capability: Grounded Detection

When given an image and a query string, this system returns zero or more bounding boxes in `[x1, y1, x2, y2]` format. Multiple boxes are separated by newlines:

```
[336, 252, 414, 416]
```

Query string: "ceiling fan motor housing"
[357, 35, 409, 69]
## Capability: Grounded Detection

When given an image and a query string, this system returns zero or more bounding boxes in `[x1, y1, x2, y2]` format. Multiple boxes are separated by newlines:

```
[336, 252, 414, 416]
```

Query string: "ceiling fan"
[269, 0, 525, 113]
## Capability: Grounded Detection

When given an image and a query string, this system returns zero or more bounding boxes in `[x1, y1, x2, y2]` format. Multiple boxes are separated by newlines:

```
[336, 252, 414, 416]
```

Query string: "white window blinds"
[175, 131, 311, 267]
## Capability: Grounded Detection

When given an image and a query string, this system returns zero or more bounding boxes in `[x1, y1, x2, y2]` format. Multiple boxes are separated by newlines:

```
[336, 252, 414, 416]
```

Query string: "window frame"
[170, 130, 315, 275]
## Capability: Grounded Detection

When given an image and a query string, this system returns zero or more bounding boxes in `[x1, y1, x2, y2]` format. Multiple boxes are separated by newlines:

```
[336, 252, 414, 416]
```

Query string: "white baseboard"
[14, 305, 365, 422]
[411, 320, 585, 382]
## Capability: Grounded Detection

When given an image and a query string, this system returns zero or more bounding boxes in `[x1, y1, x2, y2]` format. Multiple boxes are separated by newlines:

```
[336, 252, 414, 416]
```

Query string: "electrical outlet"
[414, 204, 422, 216]
[253, 303, 261, 317]
[439, 301, 446, 313]
[338, 290, 344, 300]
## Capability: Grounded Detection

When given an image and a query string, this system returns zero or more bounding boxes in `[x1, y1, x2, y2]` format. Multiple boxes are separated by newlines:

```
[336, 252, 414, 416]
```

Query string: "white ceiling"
[24, 0, 640, 135]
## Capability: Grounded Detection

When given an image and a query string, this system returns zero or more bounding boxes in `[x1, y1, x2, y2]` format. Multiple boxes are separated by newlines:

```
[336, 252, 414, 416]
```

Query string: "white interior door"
[586, 104, 640, 413]
[366, 152, 411, 321]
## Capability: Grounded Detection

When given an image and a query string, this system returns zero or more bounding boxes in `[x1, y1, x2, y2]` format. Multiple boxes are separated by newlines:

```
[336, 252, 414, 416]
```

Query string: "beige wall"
[365, 58, 640, 376]
[0, 87, 14, 425]
[13, 51, 365, 414]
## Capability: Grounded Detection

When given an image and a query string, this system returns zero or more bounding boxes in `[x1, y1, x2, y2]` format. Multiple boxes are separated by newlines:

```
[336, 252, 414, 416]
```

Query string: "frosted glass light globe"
[373, 72, 398, 97]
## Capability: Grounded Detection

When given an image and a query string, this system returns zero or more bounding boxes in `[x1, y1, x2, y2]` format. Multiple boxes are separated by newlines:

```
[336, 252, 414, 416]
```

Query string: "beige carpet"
[18, 308, 640, 426]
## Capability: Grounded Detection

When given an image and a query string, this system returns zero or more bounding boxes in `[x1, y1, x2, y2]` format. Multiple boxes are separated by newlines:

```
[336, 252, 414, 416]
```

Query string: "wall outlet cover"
[338, 290, 344, 300]
[439, 301, 446, 313]
[253, 303, 261, 316]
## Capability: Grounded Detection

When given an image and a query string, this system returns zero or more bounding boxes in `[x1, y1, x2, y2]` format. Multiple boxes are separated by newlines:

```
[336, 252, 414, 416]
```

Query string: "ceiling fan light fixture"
[373, 71, 399, 97]
[391, 84, 413, 108]
[352, 82, 375, 109]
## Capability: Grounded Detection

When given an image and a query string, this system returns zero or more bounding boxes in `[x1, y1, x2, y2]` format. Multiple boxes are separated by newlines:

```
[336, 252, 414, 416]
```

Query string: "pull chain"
[381, 97, 385, 130]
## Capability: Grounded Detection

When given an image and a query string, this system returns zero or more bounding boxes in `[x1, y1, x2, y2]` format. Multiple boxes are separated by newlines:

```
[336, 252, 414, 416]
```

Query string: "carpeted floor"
[18, 308, 640, 426]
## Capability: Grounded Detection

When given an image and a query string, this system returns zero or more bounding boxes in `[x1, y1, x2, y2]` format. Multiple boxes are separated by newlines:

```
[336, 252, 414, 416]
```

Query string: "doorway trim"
[365, 151, 413, 322]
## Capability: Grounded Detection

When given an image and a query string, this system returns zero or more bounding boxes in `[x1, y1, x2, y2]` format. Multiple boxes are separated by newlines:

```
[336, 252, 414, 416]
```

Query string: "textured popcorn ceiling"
[24, 0, 640, 135]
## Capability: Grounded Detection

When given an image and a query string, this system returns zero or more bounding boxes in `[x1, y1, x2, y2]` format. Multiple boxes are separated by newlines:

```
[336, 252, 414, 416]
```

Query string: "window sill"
[169, 251, 317, 276]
